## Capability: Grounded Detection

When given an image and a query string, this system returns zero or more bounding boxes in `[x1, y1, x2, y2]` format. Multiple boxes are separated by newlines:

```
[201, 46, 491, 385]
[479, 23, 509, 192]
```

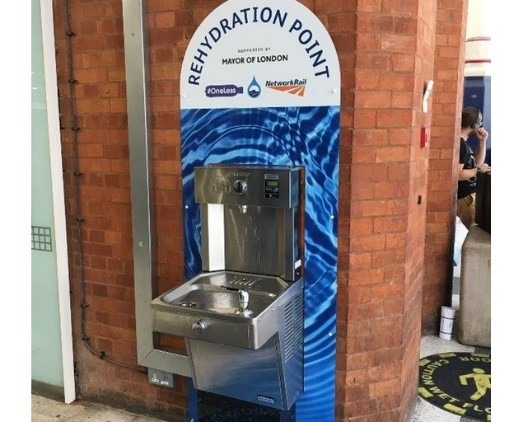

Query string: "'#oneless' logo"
[266, 78, 307, 97]
[205, 84, 244, 98]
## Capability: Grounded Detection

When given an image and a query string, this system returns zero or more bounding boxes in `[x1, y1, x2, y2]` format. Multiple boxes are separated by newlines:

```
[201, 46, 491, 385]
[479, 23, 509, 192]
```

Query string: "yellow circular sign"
[418, 352, 491, 421]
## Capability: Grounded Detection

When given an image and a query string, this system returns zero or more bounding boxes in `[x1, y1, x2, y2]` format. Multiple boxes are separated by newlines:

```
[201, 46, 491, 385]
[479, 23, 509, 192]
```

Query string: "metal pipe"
[122, 0, 191, 377]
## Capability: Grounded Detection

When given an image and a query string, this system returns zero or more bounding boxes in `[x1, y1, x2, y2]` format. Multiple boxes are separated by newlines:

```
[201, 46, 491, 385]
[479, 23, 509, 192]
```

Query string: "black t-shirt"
[457, 138, 477, 199]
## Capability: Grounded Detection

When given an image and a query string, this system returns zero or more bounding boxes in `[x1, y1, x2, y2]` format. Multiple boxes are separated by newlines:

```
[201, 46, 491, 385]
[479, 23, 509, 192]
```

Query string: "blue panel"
[188, 378, 199, 420]
[463, 76, 492, 164]
[181, 106, 339, 422]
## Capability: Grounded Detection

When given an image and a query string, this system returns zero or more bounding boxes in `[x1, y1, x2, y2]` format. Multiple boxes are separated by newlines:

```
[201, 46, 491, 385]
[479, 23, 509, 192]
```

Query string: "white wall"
[464, 0, 491, 77]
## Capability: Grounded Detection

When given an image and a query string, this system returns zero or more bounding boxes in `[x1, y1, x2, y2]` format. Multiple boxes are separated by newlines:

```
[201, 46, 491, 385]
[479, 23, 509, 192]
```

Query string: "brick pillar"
[422, 0, 469, 332]
[335, 1, 438, 420]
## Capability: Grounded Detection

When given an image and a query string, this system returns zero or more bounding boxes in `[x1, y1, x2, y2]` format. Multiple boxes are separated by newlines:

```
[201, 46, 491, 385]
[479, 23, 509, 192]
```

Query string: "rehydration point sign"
[180, 0, 340, 109]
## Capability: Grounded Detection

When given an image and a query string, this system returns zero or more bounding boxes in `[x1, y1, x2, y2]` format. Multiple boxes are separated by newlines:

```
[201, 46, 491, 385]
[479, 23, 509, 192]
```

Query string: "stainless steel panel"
[197, 165, 302, 281]
[122, 0, 190, 376]
[276, 293, 304, 407]
[151, 271, 303, 350]
[182, 282, 305, 410]
[195, 165, 300, 208]
[219, 205, 298, 280]
[154, 311, 280, 351]
[187, 337, 285, 410]
[141, 163, 305, 405]
[224, 205, 279, 275]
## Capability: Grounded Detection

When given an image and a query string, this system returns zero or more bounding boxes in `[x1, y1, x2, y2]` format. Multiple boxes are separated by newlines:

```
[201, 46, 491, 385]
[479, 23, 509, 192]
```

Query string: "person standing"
[457, 107, 490, 229]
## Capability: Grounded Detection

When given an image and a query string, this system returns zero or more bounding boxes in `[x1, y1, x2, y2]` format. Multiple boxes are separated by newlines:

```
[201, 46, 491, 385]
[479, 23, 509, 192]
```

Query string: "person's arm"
[474, 127, 489, 168]
[458, 164, 477, 181]
[458, 140, 479, 181]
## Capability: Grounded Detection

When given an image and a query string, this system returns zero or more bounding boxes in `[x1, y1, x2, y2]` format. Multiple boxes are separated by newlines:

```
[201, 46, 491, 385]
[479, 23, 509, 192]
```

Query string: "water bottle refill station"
[150, 165, 305, 410]
[123, 1, 341, 418]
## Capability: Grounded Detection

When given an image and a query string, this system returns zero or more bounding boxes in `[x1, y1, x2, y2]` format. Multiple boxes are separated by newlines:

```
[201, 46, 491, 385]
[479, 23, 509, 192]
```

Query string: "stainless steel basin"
[151, 270, 303, 349]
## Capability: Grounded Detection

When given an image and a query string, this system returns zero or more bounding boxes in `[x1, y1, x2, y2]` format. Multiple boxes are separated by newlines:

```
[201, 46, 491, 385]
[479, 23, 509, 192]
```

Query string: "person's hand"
[478, 163, 491, 172]
[475, 127, 488, 143]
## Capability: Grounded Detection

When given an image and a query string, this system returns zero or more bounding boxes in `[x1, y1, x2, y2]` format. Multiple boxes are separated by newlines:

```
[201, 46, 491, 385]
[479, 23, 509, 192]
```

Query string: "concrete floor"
[33, 271, 491, 421]
[411, 335, 478, 422]
[31, 394, 163, 421]
[31, 333, 479, 422]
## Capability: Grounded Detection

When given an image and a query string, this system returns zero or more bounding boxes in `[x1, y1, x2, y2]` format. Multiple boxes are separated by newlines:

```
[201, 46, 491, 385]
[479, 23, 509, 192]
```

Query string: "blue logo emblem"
[248, 76, 261, 98]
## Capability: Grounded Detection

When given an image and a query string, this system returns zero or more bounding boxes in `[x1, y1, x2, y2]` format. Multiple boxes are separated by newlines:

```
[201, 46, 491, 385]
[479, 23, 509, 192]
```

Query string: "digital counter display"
[264, 177, 280, 198]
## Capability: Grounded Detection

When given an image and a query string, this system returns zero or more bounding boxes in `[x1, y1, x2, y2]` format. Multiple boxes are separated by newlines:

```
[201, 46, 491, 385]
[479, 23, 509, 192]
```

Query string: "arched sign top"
[180, 0, 340, 109]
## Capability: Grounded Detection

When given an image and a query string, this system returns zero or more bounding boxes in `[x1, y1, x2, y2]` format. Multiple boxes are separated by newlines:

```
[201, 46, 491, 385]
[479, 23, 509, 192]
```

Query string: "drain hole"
[178, 302, 197, 307]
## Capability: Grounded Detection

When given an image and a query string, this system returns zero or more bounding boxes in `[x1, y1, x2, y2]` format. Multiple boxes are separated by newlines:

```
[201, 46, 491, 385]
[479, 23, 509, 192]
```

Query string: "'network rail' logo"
[266, 78, 307, 97]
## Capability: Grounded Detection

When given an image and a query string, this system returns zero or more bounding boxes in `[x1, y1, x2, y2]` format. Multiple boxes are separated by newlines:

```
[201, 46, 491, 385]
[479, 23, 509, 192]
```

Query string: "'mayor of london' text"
[221, 54, 288, 65]
[187, 6, 331, 86]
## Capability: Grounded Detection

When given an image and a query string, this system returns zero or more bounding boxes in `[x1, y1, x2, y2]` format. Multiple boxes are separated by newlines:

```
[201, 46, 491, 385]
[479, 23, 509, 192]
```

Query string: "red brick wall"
[53, 0, 190, 418]
[422, 0, 469, 332]
[51, 0, 466, 420]
[334, 0, 439, 419]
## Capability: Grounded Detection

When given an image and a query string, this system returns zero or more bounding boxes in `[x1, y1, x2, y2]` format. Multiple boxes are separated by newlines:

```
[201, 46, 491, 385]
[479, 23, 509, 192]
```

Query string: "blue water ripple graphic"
[181, 106, 339, 422]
